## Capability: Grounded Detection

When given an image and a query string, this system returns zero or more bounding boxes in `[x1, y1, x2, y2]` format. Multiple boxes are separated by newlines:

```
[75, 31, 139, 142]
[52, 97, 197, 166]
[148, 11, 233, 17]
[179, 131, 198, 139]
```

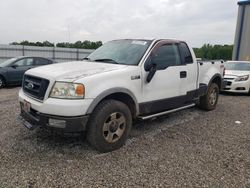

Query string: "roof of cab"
[112, 38, 185, 43]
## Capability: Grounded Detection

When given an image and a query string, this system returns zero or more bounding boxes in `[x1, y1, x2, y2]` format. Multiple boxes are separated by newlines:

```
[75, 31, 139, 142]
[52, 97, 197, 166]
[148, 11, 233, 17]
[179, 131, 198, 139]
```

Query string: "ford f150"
[18, 39, 225, 152]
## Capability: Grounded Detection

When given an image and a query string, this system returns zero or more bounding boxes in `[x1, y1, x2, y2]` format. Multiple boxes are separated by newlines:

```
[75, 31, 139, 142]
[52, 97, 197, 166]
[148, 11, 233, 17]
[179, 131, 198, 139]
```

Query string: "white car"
[223, 61, 250, 94]
[18, 39, 225, 152]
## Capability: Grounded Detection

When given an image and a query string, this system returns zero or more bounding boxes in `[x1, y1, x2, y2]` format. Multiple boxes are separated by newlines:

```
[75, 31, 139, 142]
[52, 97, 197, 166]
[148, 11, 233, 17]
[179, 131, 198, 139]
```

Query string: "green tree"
[10, 40, 102, 49]
[193, 44, 233, 60]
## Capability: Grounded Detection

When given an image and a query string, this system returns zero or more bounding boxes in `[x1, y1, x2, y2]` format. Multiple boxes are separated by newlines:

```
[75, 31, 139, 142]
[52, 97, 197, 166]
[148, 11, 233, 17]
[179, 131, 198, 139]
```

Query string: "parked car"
[223, 61, 250, 94]
[18, 39, 225, 152]
[0, 56, 56, 88]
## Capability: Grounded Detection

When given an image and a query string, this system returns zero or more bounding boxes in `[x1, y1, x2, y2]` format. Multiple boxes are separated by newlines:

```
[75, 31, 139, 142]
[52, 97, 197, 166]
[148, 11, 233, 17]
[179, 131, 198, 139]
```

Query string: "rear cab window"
[178, 42, 193, 64]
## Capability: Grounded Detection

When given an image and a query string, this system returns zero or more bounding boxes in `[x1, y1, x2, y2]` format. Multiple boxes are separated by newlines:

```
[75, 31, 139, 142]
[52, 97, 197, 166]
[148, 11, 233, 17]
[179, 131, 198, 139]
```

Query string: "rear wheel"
[199, 83, 219, 111]
[87, 100, 132, 152]
[0, 76, 5, 89]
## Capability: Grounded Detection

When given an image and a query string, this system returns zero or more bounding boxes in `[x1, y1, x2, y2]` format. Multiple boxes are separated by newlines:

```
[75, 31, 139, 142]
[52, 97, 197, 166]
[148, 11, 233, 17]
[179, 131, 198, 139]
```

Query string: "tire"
[199, 83, 219, 111]
[87, 100, 132, 153]
[0, 76, 5, 89]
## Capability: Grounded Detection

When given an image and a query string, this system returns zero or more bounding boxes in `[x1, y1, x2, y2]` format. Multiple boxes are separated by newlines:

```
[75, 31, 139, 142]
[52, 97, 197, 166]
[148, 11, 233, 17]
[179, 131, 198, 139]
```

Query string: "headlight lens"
[50, 82, 85, 99]
[235, 75, 249, 82]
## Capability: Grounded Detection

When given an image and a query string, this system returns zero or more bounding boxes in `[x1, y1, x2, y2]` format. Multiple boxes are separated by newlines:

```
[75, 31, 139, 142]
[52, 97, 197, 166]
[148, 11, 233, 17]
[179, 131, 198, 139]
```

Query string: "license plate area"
[21, 100, 31, 113]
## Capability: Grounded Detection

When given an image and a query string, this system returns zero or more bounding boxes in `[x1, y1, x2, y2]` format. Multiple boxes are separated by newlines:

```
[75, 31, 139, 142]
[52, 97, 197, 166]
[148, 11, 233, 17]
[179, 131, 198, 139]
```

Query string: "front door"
[141, 41, 187, 115]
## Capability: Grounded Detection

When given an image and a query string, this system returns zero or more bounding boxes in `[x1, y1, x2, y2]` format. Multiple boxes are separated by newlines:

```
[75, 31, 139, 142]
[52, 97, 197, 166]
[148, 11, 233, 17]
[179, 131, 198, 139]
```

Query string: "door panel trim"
[138, 103, 196, 120]
[139, 87, 206, 115]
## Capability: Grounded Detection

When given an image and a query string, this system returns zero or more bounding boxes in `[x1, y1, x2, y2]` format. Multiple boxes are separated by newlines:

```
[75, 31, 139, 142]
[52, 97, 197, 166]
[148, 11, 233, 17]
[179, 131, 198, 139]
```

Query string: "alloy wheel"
[209, 88, 217, 106]
[102, 112, 126, 143]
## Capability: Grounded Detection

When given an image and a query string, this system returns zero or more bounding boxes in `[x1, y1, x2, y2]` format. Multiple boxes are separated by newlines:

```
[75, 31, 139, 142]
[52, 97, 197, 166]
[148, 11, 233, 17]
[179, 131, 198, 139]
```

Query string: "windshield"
[87, 39, 152, 65]
[0, 58, 17, 67]
[225, 62, 250, 71]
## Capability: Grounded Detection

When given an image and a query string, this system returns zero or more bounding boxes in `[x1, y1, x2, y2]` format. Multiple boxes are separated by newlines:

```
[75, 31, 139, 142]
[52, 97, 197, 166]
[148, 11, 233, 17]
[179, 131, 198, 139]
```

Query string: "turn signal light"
[76, 85, 85, 96]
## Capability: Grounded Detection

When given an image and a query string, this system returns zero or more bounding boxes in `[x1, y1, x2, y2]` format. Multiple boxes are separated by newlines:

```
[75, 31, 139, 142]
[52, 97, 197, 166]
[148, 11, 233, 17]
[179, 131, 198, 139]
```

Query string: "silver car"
[223, 61, 250, 94]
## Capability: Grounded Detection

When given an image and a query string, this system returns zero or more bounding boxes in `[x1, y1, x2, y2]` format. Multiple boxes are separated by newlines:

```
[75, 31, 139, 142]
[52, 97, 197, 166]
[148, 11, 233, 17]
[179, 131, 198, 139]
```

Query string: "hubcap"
[102, 112, 126, 143]
[209, 88, 217, 106]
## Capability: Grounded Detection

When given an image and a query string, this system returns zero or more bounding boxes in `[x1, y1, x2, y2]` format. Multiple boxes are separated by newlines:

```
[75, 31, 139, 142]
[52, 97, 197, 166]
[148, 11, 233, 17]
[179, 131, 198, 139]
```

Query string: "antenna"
[67, 25, 71, 45]
[67, 25, 73, 60]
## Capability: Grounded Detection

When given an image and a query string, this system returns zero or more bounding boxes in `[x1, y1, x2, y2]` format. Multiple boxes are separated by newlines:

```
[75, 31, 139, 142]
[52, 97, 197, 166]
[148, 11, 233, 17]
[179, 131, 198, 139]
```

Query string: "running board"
[138, 103, 196, 120]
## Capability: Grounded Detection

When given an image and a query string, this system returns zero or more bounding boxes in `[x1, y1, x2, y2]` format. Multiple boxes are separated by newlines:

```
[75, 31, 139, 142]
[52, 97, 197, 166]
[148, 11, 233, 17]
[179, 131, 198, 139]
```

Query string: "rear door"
[141, 41, 188, 114]
[178, 42, 198, 100]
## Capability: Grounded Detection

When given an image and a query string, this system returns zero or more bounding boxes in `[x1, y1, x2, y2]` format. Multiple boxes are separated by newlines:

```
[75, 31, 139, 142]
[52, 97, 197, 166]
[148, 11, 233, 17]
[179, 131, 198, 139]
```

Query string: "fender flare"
[199, 74, 222, 96]
[86, 88, 139, 115]
[208, 74, 222, 89]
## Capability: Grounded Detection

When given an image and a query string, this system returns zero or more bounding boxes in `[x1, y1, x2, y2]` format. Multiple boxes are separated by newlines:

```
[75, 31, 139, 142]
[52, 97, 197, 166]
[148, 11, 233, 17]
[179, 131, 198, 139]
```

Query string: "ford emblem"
[27, 82, 34, 89]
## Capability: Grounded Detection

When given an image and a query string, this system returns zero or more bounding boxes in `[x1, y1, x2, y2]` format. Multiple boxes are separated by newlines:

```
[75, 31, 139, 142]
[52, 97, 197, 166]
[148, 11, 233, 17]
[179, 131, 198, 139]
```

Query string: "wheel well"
[211, 76, 221, 89]
[102, 93, 137, 119]
[0, 75, 6, 84]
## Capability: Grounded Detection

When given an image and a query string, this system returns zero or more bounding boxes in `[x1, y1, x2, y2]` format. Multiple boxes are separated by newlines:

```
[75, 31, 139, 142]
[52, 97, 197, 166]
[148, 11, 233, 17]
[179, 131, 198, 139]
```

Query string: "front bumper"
[221, 80, 227, 90]
[18, 89, 92, 132]
[223, 79, 250, 93]
[18, 108, 89, 132]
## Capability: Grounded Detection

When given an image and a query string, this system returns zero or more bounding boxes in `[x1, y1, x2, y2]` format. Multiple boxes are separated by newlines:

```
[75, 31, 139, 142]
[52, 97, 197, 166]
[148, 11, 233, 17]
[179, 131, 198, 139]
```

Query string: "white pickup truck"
[18, 39, 225, 152]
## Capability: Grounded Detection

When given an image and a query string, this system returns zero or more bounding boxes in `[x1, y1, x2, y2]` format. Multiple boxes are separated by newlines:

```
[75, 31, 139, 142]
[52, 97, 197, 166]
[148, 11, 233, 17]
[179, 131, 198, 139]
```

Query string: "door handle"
[180, 71, 187, 78]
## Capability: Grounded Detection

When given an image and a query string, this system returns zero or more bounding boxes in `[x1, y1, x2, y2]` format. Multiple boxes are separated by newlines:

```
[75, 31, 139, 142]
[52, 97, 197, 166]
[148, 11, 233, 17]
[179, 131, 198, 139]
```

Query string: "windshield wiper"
[93, 59, 119, 64]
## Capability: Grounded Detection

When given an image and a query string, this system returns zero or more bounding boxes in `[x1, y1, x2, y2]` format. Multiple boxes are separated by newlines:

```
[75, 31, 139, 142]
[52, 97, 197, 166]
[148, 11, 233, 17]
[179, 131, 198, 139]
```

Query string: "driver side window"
[14, 58, 34, 67]
[148, 44, 181, 70]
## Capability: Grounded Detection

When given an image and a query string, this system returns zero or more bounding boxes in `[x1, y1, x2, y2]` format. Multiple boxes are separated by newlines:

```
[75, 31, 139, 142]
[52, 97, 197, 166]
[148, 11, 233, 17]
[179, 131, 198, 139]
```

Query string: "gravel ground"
[0, 87, 250, 187]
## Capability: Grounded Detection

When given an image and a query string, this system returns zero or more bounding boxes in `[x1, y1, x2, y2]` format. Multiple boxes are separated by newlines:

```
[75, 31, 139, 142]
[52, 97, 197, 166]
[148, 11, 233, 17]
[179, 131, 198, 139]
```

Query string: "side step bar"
[138, 103, 196, 120]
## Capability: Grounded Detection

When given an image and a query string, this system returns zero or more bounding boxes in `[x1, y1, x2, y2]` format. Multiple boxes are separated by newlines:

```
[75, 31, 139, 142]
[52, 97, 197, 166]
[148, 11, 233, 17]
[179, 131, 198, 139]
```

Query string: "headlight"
[50, 82, 85, 99]
[235, 75, 249, 82]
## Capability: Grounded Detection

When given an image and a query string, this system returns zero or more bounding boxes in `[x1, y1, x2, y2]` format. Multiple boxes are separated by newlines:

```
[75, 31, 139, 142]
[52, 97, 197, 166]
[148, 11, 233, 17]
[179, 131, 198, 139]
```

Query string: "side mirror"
[10, 64, 18, 69]
[146, 63, 157, 83]
[185, 56, 193, 64]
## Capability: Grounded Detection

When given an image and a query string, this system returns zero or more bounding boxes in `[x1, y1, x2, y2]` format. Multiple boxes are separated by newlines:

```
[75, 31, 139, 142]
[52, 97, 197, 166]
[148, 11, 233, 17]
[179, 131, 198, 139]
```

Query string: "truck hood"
[225, 70, 250, 77]
[25, 61, 128, 81]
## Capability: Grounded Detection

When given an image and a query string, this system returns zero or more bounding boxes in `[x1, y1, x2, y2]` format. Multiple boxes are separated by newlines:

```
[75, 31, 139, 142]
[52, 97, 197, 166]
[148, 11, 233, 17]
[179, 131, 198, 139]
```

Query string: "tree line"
[10, 40, 102, 49]
[193, 44, 233, 60]
[10, 41, 233, 60]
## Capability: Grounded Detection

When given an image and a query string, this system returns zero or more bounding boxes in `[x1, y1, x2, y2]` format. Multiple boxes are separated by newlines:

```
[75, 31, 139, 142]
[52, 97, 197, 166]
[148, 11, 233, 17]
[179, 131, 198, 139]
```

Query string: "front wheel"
[86, 100, 132, 153]
[199, 83, 219, 111]
[0, 76, 5, 89]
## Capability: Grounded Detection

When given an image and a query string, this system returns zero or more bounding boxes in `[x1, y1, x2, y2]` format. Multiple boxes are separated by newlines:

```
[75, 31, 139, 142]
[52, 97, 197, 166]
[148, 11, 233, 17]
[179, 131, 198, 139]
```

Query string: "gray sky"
[0, 0, 239, 47]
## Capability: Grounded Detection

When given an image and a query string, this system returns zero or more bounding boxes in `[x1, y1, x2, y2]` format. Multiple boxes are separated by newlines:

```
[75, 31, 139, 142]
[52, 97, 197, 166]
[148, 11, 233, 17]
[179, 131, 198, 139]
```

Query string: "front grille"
[23, 75, 50, 101]
[224, 78, 234, 80]
[226, 81, 232, 86]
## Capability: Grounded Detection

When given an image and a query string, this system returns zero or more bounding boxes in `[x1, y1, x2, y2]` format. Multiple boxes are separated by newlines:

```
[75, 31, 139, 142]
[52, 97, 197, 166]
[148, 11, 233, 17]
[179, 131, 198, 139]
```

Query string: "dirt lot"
[0, 87, 249, 187]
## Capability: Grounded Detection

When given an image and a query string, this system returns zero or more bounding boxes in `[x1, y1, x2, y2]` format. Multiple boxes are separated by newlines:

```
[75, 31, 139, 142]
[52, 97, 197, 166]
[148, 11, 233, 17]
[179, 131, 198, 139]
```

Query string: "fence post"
[22, 45, 25, 56]
[77, 49, 79, 60]
[53, 46, 55, 60]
